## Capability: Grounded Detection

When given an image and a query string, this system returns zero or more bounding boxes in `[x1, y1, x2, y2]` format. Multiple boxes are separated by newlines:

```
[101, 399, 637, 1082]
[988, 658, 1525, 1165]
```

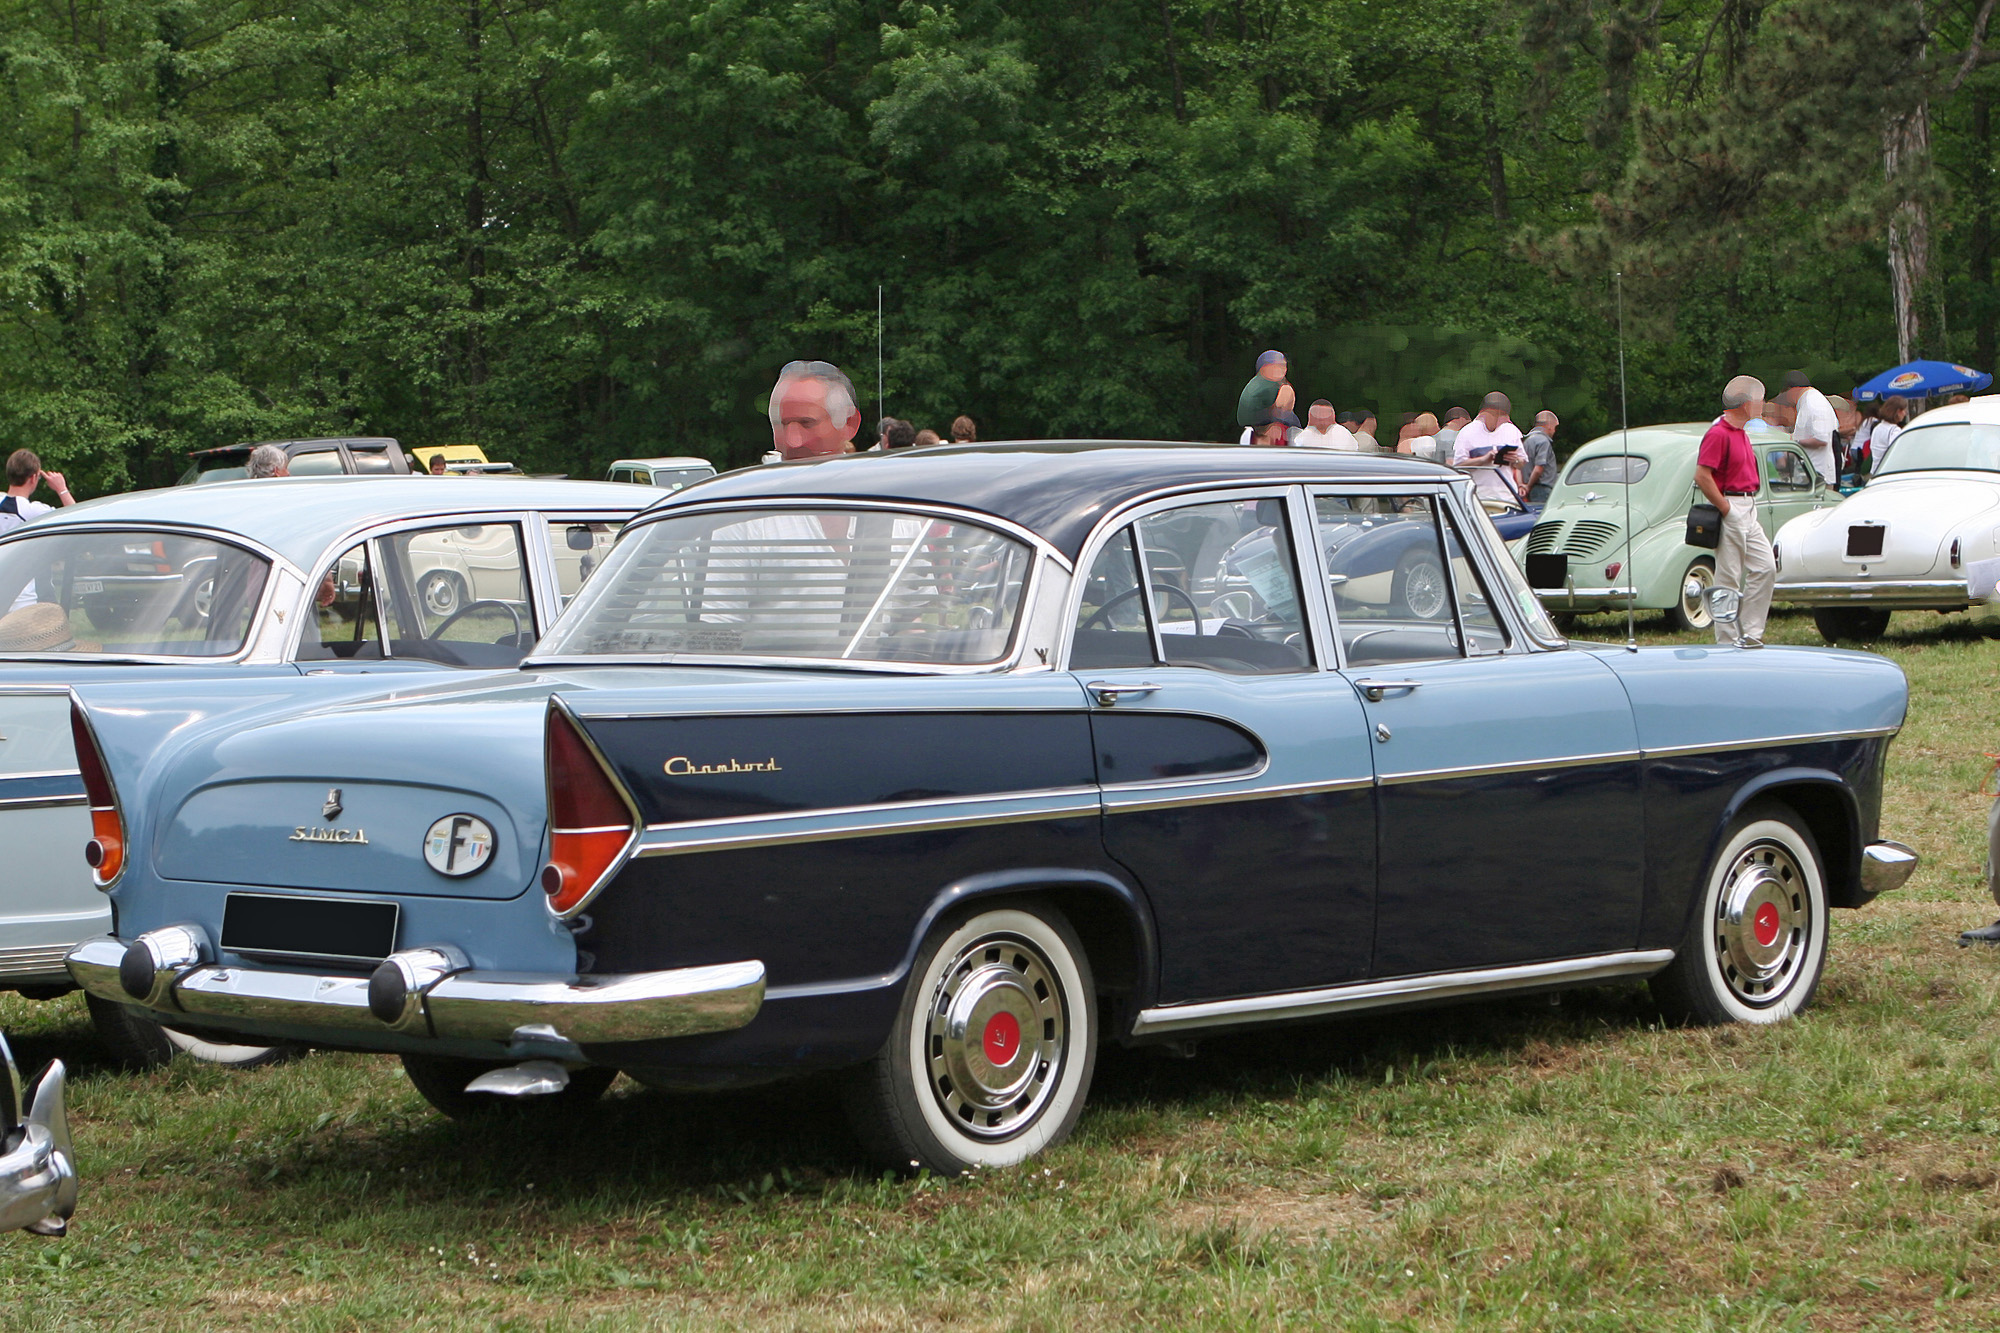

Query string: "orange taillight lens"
[542, 703, 637, 915]
[71, 700, 125, 887]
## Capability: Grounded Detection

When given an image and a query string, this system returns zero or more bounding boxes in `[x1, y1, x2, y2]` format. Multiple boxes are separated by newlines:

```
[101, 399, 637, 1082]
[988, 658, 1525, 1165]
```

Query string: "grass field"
[6, 606, 2000, 1330]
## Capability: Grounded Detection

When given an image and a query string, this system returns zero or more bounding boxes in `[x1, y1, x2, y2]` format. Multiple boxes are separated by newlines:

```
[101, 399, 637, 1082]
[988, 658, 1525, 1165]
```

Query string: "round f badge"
[423, 814, 495, 876]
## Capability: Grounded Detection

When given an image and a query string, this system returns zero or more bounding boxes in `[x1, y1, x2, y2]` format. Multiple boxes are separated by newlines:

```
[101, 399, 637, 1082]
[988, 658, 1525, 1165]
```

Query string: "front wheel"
[845, 904, 1097, 1175]
[401, 1053, 617, 1119]
[1666, 558, 1716, 632]
[1813, 607, 1892, 643]
[1651, 804, 1829, 1026]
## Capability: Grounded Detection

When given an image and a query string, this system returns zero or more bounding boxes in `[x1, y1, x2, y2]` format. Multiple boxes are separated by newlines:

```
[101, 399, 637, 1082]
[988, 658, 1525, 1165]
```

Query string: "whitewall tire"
[847, 904, 1096, 1176]
[1653, 804, 1829, 1026]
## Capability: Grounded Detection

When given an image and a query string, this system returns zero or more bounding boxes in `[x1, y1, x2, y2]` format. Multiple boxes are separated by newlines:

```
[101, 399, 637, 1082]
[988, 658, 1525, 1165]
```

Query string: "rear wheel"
[418, 569, 464, 620]
[1813, 607, 1892, 643]
[85, 994, 299, 1069]
[1666, 558, 1716, 632]
[1391, 549, 1450, 620]
[400, 1053, 616, 1120]
[845, 904, 1096, 1176]
[1651, 803, 1829, 1026]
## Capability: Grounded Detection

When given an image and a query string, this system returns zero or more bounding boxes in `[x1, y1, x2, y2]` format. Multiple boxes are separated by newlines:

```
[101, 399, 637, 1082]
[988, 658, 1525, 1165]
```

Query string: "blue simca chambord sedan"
[64, 444, 1917, 1174]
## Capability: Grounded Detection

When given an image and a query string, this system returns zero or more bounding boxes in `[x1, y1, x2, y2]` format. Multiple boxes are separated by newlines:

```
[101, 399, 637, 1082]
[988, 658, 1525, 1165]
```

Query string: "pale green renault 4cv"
[1515, 422, 1837, 631]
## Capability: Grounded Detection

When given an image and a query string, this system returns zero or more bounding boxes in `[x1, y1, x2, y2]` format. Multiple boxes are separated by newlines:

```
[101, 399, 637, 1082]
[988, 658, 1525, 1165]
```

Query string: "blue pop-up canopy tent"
[1852, 360, 1993, 402]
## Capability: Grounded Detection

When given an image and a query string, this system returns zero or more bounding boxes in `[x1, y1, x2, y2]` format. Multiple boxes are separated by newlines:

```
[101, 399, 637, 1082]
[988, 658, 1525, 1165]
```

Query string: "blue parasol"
[1852, 359, 1993, 402]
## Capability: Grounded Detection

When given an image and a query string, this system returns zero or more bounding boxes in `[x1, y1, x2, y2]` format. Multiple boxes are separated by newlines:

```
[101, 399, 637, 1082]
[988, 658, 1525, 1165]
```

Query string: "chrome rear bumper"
[1774, 578, 1979, 609]
[67, 931, 764, 1049]
[0, 1037, 74, 1236]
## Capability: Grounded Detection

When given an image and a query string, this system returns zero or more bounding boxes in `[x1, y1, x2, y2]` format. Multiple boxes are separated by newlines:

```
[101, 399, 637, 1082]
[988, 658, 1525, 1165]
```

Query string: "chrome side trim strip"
[0, 795, 87, 812]
[1641, 727, 1899, 761]
[641, 783, 1101, 837]
[1376, 749, 1641, 787]
[1131, 949, 1676, 1036]
[637, 793, 1102, 859]
[0, 944, 81, 982]
[0, 770, 83, 784]
[1104, 775, 1373, 813]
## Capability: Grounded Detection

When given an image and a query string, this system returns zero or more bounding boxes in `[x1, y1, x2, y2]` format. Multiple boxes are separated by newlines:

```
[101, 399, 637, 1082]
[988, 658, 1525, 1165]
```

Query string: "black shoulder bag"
[1685, 501, 1721, 549]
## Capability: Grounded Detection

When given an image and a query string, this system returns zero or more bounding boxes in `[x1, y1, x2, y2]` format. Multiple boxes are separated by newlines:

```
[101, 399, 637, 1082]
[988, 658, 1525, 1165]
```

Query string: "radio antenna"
[877, 285, 885, 433]
[1617, 271, 1637, 653]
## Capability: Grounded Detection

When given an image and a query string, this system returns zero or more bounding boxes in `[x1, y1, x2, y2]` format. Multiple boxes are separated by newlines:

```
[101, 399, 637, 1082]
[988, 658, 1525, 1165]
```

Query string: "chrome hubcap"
[1714, 841, 1810, 1004]
[925, 933, 1065, 1139]
[1682, 566, 1714, 626]
[1405, 561, 1447, 619]
[423, 574, 458, 617]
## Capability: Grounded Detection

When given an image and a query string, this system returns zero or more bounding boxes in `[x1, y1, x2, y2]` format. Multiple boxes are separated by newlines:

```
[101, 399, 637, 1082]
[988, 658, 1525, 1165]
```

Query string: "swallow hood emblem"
[322, 788, 343, 821]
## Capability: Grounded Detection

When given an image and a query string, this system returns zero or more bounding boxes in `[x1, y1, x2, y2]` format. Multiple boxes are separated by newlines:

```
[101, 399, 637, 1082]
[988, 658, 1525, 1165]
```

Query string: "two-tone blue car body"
[0, 477, 647, 1065]
[64, 444, 1918, 1173]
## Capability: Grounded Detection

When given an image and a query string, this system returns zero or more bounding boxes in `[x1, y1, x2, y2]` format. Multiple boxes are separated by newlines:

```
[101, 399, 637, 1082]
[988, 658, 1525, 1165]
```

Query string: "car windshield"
[1565, 455, 1650, 486]
[540, 508, 1036, 666]
[0, 529, 271, 657]
[1872, 422, 2000, 475]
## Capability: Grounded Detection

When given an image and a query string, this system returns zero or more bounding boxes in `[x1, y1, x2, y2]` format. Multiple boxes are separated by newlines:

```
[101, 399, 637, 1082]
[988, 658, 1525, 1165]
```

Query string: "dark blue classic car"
[65, 444, 1917, 1174]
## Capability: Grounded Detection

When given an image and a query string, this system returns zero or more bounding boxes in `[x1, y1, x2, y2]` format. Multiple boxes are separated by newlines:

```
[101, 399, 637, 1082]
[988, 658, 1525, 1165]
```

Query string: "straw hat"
[0, 602, 76, 652]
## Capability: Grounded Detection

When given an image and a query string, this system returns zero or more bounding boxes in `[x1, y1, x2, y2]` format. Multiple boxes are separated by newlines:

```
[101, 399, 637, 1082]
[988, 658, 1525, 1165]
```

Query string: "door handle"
[1085, 681, 1160, 707]
[1353, 678, 1422, 702]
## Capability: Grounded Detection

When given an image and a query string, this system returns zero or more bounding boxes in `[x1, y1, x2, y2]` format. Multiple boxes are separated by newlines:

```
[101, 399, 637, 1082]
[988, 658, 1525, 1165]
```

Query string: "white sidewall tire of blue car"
[853, 905, 1096, 1176]
[159, 1024, 298, 1069]
[1658, 806, 1829, 1026]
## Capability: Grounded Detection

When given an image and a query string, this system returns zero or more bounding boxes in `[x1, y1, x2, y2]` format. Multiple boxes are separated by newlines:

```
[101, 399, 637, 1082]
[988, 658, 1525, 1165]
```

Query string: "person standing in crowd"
[1235, 351, 1294, 444]
[2, 449, 78, 613]
[1434, 407, 1470, 457]
[1828, 396, 1860, 479]
[427, 454, 448, 475]
[1520, 410, 1559, 502]
[1695, 375, 1774, 649]
[950, 415, 977, 444]
[1453, 392, 1524, 466]
[913, 429, 942, 448]
[1777, 371, 1838, 483]
[767, 360, 862, 461]
[1871, 395, 1911, 466]
[874, 418, 917, 451]
[1251, 408, 1298, 447]
[1294, 401, 1357, 449]
[1397, 412, 1441, 460]
[247, 445, 291, 479]
[1342, 409, 1380, 451]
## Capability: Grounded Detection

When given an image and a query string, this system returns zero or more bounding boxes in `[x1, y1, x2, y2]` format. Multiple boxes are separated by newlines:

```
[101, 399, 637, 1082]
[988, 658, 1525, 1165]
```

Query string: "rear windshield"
[1564, 455, 1650, 486]
[1873, 423, 2000, 475]
[541, 508, 1035, 666]
[0, 530, 271, 657]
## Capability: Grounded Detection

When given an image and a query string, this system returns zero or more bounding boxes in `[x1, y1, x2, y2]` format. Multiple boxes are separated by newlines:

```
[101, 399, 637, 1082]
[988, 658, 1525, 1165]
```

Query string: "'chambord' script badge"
[663, 756, 782, 776]
[322, 788, 344, 821]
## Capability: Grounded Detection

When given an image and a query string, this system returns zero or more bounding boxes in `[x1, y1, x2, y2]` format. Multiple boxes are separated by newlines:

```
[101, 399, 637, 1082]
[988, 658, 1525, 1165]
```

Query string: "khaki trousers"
[1714, 501, 1775, 643]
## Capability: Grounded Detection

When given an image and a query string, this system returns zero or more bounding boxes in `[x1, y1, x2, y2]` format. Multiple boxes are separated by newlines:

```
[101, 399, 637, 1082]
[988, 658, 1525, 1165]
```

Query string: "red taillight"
[70, 701, 124, 887]
[1605, 562, 1622, 580]
[542, 703, 637, 916]
[1951, 538, 1962, 569]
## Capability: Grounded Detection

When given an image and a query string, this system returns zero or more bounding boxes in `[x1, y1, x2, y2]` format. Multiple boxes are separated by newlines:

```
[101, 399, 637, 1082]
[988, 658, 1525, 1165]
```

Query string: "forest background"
[1, 0, 1994, 489]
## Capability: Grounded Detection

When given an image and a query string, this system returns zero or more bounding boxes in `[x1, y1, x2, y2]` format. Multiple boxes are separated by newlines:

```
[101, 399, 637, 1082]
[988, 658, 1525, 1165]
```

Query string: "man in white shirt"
[1453, 390, 1525, 479]
[1293, 400, 1358, 450]
[1, 450, 77, 613]
[1777, 371, 1838, 482]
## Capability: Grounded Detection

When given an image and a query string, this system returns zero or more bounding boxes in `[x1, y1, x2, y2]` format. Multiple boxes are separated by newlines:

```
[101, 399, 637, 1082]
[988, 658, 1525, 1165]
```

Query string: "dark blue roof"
[651, 442, 1451, 560]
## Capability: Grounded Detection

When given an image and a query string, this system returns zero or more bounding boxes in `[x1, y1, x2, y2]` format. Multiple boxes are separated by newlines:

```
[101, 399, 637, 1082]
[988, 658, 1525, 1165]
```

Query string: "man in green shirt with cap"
[1235, 350, 1294, 443]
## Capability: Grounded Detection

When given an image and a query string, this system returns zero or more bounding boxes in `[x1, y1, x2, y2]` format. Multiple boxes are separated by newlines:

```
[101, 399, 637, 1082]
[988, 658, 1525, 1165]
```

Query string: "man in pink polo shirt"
[1695, 375, 1772, 647]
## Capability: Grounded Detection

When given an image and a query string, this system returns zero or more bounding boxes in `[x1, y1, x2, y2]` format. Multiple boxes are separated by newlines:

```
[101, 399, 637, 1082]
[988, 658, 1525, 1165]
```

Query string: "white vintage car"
[1774, 397, 2000, 641]
[0, 477, 647, 1067]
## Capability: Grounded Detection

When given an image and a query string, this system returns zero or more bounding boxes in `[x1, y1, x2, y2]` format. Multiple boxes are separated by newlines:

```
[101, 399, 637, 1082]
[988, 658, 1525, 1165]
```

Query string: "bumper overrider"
[67, 927, 765, 1057]
[0, 1034, 75, 1237]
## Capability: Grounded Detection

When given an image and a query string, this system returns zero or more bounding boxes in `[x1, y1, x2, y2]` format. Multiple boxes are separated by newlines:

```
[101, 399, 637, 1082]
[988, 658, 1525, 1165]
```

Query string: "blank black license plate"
[1847, 525, 1885, 558]
[221, 893, 399, 965]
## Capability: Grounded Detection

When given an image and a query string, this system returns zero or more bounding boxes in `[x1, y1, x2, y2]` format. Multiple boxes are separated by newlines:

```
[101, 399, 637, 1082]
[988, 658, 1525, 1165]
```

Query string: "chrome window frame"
[0, 521, 304, 667]
[1060, 483, 1330, 675]
[523, 497, 1069, 676]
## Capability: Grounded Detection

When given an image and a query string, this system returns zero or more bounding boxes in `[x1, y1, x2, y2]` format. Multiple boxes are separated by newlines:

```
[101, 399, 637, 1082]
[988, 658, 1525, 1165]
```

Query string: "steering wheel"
[432, 598, 525, 644]
[1081, 583, 1204, 635]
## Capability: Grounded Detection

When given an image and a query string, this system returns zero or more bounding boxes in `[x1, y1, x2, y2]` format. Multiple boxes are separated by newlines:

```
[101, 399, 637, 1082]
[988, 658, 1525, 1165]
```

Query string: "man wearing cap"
[1696, 375, 1774, 648]
[1777, 371, 1838, 483]
[1236, 351, 1295, 444]
[1294, 401, 1357, 450]
[767, 360, 862, 461]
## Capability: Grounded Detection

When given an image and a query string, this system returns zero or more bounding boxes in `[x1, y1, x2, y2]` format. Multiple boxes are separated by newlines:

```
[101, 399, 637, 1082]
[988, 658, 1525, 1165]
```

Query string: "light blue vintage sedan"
[62, 444, 1919, 1174]
[0, 477, 647, 1066]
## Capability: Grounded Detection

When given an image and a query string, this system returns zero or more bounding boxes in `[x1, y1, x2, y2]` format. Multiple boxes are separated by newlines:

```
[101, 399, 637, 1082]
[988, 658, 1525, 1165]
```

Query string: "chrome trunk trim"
[1130, 949, 1676, 1036]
